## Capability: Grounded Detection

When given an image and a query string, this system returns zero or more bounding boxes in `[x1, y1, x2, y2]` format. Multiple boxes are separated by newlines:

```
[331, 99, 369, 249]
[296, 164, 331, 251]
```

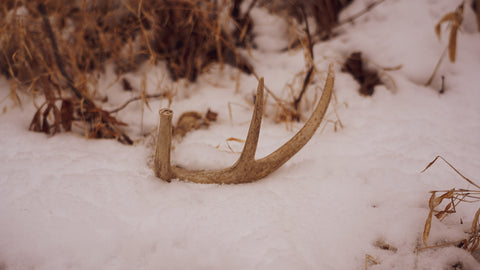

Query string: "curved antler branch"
[154, 63, 335, 184]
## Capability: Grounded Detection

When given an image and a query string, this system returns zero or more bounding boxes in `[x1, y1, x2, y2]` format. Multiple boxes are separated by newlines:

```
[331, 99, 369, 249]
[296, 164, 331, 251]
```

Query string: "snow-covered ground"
[1, 0, 480, 269]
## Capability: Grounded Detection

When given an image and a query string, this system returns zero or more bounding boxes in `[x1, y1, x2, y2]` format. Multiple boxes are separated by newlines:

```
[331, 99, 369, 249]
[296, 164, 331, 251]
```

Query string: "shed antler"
[155, 63, 335, 184]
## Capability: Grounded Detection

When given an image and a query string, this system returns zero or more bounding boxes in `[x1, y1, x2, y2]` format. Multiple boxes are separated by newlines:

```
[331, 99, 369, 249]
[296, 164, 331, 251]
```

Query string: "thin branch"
[108, 93, 166, 114]
[338, 0, 388, 26]
[293, 6, 315, 116]
[38, 3, 93, 106]
[425, 47, 448, 87]
[421, 155, 480, 190]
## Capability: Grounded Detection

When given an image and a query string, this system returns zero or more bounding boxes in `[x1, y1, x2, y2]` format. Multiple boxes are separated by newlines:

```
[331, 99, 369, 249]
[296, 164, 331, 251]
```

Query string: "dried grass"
[421, 156, 480, 254]
[474, 0, 480, 31]
[425, 2, 464, 87]
[259, 0, 353, 39]
[0, 0, 361, 144]
[0, 0, 256, 143]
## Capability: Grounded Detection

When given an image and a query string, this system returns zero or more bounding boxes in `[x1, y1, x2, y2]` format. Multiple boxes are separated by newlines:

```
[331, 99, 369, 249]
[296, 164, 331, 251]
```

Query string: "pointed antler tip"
[159, 108, 173, 116]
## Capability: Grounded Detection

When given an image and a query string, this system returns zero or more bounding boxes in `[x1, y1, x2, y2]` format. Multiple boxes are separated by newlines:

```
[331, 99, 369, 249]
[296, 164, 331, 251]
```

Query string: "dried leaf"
[421, 156, 480, 189]
[226, 137, 245, 143]
[423, 209, 434, 246]
[205, 109, 218, 122]
[435, 12, 457, 40]
[374, 240, 398, 252]
[434, 3, 464, 63]
[29, 109, 43, 132]
[468, 208, 480, 252]
[448, 25, 458, 62]
[53, 104, 61, 134]
[365, 254, 379, 269]
[121, 78, 133, 91]
[475, 0, 480, 31]
[174, 111, 207, 138]
[42, 104, 52, 134]
[225, 137, 245, 153]
[424, 190, 454, 246]
[342, 52, 382, 96]
[41, 103, 61, 135]
[60, 100, 74, 131]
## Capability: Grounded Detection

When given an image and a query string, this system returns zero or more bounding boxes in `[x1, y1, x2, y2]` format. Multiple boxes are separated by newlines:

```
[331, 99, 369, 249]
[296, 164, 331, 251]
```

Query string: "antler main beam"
[154, 63, 335, 184]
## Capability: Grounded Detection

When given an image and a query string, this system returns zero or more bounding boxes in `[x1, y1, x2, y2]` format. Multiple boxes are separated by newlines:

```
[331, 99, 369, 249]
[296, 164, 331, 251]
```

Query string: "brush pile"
[0, 0, 351, 143]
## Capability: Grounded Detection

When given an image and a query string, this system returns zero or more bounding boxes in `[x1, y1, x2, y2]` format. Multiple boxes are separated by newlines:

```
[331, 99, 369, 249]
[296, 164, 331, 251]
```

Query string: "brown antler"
[154, 63, 335, 184]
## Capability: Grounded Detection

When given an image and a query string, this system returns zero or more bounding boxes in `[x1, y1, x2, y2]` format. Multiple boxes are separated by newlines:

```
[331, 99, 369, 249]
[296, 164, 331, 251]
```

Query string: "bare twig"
[293, 6, 315, 115]
[338, 0, 388, 25]
[108, 93, 166, 114]
[425, 48, 448, 86]
[38, 3, 93, 106]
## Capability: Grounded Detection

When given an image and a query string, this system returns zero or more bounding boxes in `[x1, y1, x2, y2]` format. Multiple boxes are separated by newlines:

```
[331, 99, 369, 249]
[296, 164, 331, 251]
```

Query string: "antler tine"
[154, 63, 335, 184]
[236, 77, 264, 163]
[154, 108, 174, 181]
[253, 63, 335, 178]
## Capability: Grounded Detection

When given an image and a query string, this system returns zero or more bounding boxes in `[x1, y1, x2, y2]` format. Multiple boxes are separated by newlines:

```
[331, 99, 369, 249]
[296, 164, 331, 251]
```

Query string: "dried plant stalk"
[421, 156, 480, 253]
[434, 2, 464, 63]
[475, 0, 480, 31]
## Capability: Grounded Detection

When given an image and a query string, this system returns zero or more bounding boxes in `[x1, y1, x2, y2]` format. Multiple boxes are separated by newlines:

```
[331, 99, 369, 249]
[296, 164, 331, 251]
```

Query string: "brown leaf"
[42, 103, 61, 135]
[42, 104, 52, 134]
[423, 209, 434, 247]
[475, 0, 480, 31]
[205, 109, 218, 122]
[435, 12, 457, 40]
[52, 104, 61, 135]
[468, 208, 480, 252]
[342, 52, 382, 96]
[472, 208, 480, 235]
[174, 111, 205, 138]
[448, 25, 458, 62]
[121, 78, 133, 91]
[374, 240, 398, 252]
[29, 109, 43, 132]
[434, 3, 464, 63]
[60, 100, 74, 131]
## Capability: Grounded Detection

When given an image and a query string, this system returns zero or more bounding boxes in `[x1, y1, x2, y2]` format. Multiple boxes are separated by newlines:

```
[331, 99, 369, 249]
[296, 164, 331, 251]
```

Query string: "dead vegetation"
[474, 0, 480, 31]
[342, 52, 382, 96]
[173, 109, 218, 138]
[0, 0, 256, 143]
[0, 0, 355, 144]
[421, 156, 480, 255]
[426, 1, 480, 89]
[259, 0, 353, 40]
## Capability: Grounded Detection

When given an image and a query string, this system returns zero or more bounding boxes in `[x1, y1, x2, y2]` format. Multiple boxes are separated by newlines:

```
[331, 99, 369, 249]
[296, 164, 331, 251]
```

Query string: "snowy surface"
[1, 0, 480, 269]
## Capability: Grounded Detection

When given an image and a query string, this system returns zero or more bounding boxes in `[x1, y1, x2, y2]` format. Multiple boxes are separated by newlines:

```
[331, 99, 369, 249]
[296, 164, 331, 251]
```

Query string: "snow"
[1, 0, 480, 269]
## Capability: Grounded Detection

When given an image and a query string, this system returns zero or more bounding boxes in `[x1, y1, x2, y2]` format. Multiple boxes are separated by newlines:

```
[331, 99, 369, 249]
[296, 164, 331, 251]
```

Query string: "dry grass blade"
[374, 240, 398, 252]
[365, 254, 379, 270]
[1, 0, 262, 144]
[423, 190, 456, 246]
[339, 0, 387, 26]
[434, 2, 464, 63]
[424, 192, 437, 246]
[292, 5, 314, 119]
[226, 137, 245, 153]
[467, 208, 480, 252]
[475, 0, 480, 31]
[421, 155, 480, 252]
[421, 155, 480, 189]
